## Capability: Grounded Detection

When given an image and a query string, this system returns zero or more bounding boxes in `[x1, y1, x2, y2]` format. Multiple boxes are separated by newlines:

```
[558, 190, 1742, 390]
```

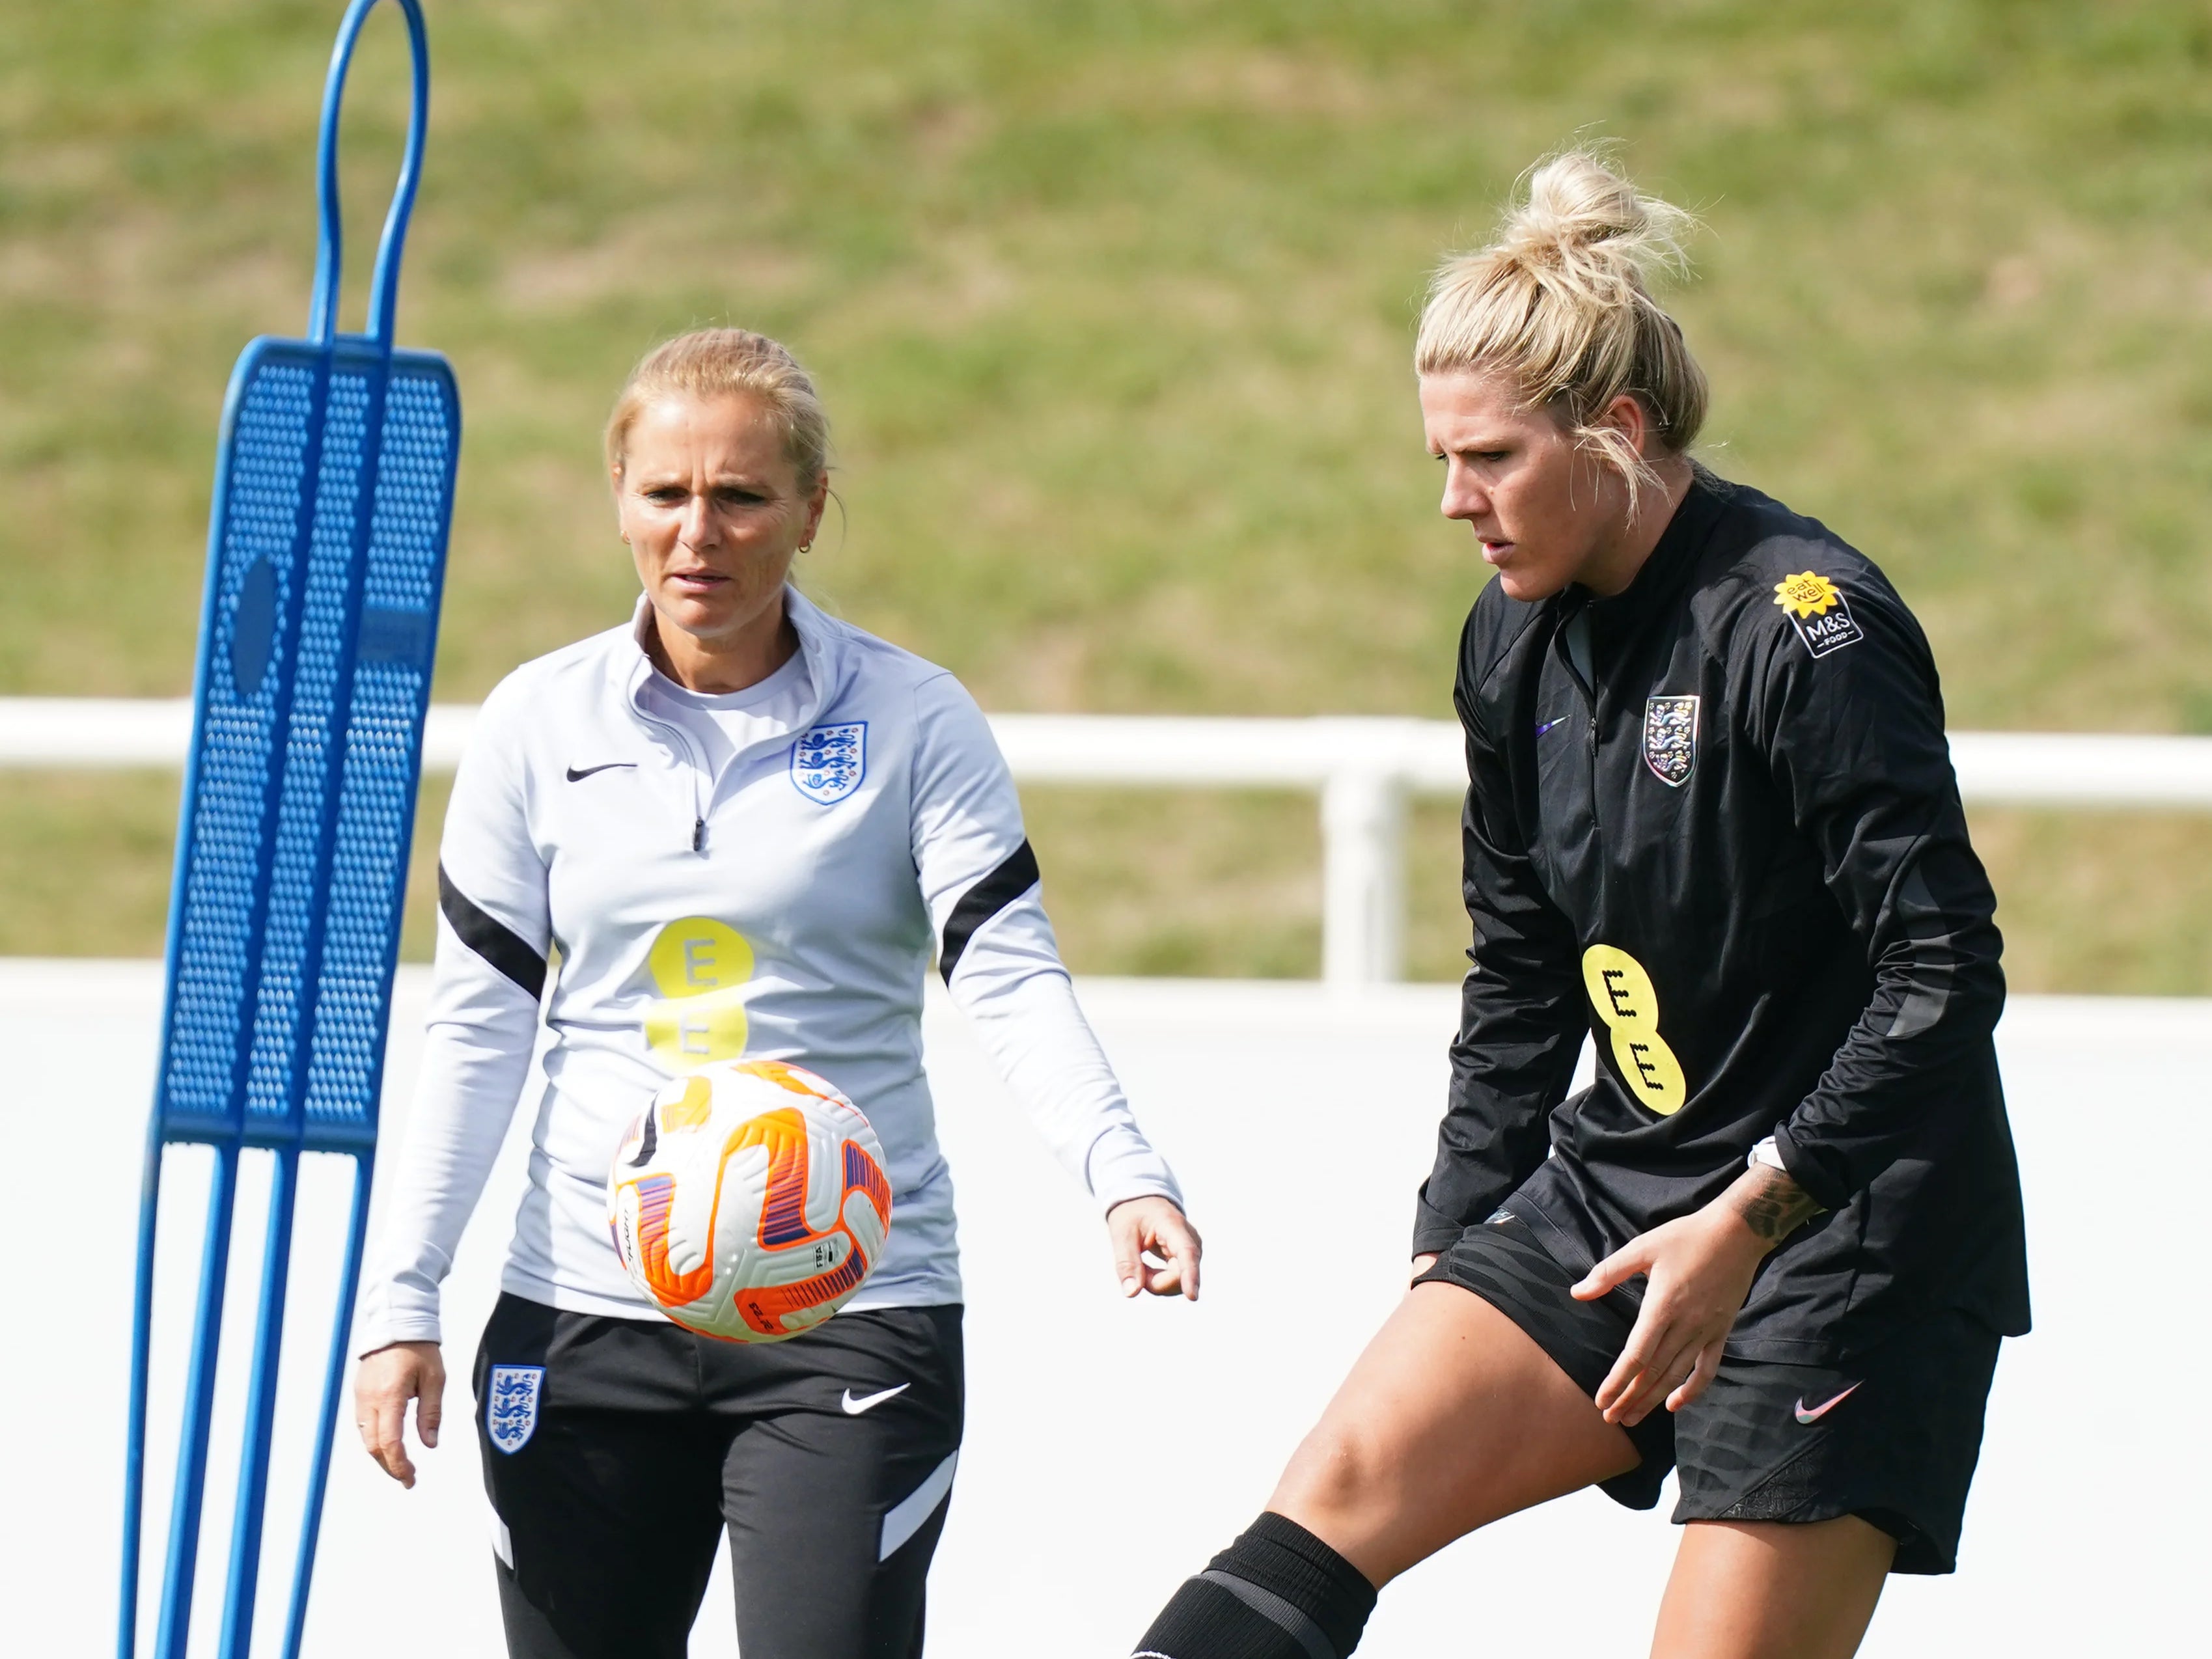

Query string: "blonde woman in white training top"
[351, 327, 1202, 1659]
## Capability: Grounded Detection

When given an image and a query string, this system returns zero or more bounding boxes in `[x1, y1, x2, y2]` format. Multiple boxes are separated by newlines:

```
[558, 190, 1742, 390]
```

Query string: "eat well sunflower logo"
[1771, 570, 1864, 657]
[1773, 571, 1842, 618]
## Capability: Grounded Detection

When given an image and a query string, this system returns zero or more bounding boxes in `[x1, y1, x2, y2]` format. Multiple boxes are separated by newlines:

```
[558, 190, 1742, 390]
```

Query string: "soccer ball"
[607, 1059, 893, 1342]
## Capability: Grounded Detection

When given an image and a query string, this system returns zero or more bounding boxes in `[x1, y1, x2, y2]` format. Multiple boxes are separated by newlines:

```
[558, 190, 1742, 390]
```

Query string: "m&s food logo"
[1772, 570, 1864, 659]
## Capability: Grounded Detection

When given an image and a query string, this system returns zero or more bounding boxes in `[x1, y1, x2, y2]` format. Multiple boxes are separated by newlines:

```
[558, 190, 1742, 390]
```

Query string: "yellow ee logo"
[1581, 944, 1686, 1116]
[642, 917, 754, 1072]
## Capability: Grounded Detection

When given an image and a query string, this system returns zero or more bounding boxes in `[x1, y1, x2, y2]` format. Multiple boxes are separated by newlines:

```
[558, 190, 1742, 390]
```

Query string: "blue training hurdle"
[117, 3, 458, 1655]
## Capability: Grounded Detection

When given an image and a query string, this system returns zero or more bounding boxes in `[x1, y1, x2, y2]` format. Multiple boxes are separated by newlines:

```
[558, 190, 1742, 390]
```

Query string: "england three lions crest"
[791, 722, 866, 805]
[1642, 696, 1698, 788]
[485, 1364, 544, 1455]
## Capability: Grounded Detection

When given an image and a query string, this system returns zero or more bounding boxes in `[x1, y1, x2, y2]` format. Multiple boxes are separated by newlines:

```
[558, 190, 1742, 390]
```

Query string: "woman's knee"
[1269, 1413, 1399, 1529]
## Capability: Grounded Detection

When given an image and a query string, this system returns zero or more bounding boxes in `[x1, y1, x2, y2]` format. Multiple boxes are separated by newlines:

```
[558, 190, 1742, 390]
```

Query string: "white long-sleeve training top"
[356, 587, 1182, 1351]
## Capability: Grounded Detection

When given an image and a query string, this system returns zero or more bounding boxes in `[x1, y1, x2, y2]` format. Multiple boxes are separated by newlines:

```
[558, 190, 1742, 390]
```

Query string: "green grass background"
[3, 0, 2209, 989]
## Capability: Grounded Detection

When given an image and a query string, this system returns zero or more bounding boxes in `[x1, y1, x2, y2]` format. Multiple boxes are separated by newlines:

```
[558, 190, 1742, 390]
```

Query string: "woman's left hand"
[1107, 1196, 1202, 1302]
[1569, 1164, 1821, 1427]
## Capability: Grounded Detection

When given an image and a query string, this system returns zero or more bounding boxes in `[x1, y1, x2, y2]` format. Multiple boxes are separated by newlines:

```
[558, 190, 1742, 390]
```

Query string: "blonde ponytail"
[1416, 150, 1707, 506]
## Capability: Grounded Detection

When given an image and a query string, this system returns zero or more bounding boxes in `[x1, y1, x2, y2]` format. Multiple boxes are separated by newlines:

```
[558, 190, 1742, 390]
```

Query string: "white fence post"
[1321, 768, 1407, 988]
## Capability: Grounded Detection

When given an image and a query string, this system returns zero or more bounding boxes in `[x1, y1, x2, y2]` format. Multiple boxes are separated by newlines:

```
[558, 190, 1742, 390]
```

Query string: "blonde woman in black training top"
[1133, 150, 2026, 1659]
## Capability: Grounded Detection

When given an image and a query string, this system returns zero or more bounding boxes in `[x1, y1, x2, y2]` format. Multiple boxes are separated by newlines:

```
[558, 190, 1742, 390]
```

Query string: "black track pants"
[473, 1293, 965, 1659]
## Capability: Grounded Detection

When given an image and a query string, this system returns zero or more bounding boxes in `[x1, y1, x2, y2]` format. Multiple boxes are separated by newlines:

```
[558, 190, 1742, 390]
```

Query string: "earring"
[799, 541, 814, 556]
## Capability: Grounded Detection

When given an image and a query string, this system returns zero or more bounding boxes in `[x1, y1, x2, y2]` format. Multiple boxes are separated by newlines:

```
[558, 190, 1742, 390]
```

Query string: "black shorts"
[1417, 1214, 2000, 1574]
[472, 1292, 964, 1659]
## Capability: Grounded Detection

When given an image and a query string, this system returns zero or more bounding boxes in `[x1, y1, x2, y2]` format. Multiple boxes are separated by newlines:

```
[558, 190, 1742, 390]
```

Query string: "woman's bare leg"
[1267, 1282, 1640, 1585]
[1649, 1516, 1895, 1659]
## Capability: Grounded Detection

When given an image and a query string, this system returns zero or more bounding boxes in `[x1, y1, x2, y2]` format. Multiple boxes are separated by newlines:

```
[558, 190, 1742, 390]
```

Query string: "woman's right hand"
[355, 1341, 445, 1489]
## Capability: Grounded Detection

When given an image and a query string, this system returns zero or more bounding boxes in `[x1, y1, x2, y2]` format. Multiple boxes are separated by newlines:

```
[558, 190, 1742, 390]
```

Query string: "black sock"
[1132, 1512, 1377, 1659]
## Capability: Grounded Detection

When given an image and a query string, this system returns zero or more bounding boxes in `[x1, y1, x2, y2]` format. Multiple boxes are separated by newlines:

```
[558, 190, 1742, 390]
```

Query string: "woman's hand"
[355, 1341, 446, 1489]
[1571, 1164, 1822, 1427]
[1107, 1196, 1202, 1301]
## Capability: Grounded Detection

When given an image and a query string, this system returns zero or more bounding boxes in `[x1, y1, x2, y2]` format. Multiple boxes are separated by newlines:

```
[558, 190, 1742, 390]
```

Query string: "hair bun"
[1493, 150, 1696, 295]
[1415, 146, 1709, 507]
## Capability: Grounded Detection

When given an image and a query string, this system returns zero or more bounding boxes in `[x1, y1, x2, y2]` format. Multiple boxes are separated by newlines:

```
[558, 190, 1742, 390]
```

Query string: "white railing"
[5, 698, 2211, 985]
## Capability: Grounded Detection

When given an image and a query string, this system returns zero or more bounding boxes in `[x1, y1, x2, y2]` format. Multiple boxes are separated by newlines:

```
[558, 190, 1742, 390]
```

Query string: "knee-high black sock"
[1132, 1512, 1377, 1659]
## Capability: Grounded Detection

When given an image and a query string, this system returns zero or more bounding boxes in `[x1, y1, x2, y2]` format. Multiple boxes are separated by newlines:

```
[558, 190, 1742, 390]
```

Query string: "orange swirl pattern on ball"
[628, 1172, 715, 1306]
[722, 1108, 893, 1336]
[626, 1095, 897, 1338]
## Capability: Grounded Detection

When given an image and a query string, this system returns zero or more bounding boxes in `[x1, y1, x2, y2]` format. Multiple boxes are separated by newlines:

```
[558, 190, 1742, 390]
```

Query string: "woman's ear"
[1597, 392, 1656, 458]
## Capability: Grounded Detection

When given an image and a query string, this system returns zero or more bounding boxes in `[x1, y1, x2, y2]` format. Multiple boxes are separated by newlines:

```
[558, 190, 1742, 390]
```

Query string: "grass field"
[3, 0, 2209, 989]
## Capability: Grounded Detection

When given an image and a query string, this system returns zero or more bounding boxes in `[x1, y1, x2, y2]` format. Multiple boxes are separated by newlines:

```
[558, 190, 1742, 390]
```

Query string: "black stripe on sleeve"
[438, 862, 547, 998]
[938, 839, 1041, 985]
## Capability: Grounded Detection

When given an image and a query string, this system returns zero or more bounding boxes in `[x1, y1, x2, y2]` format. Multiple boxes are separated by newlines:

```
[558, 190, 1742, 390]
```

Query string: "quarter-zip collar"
[1554, 470, 1731, 682]
[611, 584, 854, 850]
[616, 584, 846, 736]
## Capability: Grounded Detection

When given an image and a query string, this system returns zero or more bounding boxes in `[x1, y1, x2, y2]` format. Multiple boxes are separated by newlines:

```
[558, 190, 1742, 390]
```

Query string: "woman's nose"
[1441, 466, 1486, 521]
[680, 493, 717, 549]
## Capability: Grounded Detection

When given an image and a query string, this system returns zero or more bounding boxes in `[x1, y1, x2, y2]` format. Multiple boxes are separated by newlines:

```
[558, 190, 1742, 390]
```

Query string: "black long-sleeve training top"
[1415, 469, 2030, 1362]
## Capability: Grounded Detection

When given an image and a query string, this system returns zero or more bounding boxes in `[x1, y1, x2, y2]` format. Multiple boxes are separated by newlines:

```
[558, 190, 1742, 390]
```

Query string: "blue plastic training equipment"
[117, 3, 457, 1656]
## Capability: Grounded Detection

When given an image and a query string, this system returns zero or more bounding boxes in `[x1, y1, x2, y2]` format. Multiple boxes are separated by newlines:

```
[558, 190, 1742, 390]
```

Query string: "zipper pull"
[691, 816, 705, 853]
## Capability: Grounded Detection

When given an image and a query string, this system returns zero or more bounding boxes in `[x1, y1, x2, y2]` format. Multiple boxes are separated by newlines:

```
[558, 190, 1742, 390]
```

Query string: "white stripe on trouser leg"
[490, 1510, 514, 1569]
[878, 1451, 960, 1561]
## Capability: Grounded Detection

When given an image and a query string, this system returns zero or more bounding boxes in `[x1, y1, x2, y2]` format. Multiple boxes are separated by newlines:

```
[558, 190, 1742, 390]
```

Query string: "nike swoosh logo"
[564, 762, 637, 782]
[1535, 717, 1569, 737]
[841, 1383, 909, 1416]
[1793, 1382, 1861, 1424]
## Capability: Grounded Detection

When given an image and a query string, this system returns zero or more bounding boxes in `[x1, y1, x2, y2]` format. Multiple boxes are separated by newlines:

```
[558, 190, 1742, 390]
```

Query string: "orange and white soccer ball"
[607, 1060, 893, 1342]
